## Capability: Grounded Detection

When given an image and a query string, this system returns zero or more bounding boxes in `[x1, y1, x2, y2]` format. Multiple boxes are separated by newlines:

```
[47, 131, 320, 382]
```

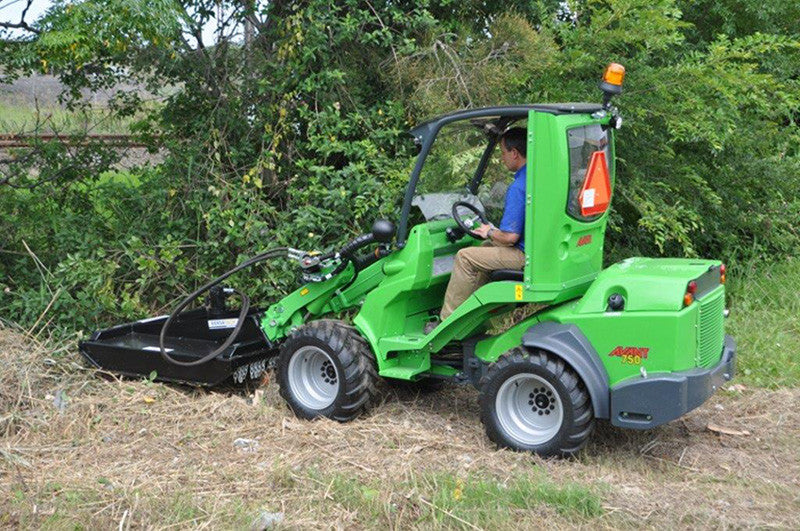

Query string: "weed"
[317, 469, 604, 528]
[726, 257, 800, 387]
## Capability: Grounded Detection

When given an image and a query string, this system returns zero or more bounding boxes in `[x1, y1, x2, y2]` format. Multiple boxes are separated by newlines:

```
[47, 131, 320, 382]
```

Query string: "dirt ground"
[1, 324, 798, 529]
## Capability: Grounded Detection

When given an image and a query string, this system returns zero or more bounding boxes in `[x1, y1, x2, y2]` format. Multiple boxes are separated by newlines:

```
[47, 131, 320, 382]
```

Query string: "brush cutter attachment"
[79, 223, 396, 387]
[79, 306, 275, 386]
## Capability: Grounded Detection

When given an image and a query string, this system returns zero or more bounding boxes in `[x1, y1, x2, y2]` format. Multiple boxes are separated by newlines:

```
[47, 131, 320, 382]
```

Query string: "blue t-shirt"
[499, 165, 527, 251]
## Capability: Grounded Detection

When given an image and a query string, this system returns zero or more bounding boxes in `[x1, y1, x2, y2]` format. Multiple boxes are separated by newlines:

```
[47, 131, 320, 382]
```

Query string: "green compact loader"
[81, 64, 735, 456]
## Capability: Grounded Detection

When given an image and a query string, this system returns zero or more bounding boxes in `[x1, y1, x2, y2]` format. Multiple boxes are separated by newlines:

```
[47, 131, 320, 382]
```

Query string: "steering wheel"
[452, 200, 489, 240]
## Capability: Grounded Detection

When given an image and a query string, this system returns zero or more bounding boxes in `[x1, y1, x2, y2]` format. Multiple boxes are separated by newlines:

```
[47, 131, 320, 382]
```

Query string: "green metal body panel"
[260, 258, 389, 342]
[476, 257, 725, 387]
[352, 220, 521, 379]
[524, 112, 615, 303]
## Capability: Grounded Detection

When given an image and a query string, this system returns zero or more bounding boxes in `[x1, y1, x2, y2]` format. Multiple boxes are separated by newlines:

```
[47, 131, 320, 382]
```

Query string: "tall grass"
[726, 257, 800, 388]
[0, 101, 134, 135]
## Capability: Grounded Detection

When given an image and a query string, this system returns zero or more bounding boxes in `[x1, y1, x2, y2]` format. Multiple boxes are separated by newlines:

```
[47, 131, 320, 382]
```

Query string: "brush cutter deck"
[79, 307, 276, 386]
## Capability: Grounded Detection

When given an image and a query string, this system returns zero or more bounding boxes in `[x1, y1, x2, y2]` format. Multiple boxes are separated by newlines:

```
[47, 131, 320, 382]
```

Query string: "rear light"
[720, 263, 726, 284]
[683, 280, 697, 307]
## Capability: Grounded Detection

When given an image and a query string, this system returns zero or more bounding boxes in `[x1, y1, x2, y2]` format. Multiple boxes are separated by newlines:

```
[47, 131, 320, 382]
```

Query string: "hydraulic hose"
[158, 247, 288, 367]
[158, 230, 388, 367]
[326, 233, 376, 278]
[340, 246, 392, 292]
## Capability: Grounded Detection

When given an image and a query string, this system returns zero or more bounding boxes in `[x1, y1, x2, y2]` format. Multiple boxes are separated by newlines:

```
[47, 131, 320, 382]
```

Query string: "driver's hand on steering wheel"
[473, 223, 494, 240]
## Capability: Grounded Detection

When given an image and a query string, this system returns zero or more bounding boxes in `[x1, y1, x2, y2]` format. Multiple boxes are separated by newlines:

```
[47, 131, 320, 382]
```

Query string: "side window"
[476, 120, 527, 223]
[566, 125, 611, 221]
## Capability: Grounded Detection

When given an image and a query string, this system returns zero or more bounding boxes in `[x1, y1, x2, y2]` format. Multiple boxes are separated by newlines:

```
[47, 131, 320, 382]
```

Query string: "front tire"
[278, 320, 379, 422]
[479, 348, 594, 457]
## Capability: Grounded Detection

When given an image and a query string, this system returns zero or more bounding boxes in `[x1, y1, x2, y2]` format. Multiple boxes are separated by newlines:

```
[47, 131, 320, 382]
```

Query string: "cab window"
[566, 124, 611, 221]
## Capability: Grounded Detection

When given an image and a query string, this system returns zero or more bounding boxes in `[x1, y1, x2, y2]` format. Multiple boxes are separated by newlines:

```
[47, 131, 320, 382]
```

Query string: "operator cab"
[354, 64, 624, 379]
[403, 109, 529, 242]
[399, 103, 617, 303]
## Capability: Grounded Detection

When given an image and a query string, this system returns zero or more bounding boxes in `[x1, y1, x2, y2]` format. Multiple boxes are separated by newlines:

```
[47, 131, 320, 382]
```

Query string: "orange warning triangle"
[579, 151, 612, 217]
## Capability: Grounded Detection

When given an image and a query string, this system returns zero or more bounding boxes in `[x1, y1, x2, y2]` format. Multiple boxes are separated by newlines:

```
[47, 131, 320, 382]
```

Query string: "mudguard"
[522, 321, 610, 419]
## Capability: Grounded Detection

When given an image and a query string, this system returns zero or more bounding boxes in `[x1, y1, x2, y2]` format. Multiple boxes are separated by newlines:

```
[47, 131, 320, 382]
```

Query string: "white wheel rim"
[287, 346, 339, 410]
[495, 373, 564, 446]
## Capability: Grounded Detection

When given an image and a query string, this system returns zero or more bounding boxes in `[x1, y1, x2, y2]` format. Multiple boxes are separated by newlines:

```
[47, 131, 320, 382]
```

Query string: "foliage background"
[1, 0, 798, 333]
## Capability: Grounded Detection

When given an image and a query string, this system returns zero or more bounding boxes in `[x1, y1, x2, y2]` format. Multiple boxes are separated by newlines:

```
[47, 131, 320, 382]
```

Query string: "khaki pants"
[440, 241, 525, 320]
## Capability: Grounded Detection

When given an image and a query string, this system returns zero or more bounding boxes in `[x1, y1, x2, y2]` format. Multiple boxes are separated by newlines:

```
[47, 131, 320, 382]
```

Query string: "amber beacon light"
[603, 63, 625, 87]
[599, 63, 625, 109]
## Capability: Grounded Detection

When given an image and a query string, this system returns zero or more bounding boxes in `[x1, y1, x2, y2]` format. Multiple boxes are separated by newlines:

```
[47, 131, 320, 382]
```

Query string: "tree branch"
[0, 0, 40, 34]
[0, 19, 40, 34]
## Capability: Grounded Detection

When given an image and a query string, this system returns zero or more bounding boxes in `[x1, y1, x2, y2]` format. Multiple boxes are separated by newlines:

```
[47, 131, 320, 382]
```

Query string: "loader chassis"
[267, 102, 734, 449]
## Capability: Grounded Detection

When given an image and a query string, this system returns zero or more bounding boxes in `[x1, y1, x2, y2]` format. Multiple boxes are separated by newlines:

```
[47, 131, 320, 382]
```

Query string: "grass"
[319, 470, 604, 528]
[5, 482, 255, 530]
[3, 463, 605, 529]
[0, 101, 137, 135]
[726, 256, 800, 388]
[1, 258, 799, 529]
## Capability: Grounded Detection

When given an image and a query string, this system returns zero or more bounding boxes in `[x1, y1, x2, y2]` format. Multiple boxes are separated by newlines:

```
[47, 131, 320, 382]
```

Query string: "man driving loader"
[428, 127, 527, 332]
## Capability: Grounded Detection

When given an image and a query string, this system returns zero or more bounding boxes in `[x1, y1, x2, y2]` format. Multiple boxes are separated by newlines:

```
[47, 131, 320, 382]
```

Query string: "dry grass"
[1, 322, 798, 530]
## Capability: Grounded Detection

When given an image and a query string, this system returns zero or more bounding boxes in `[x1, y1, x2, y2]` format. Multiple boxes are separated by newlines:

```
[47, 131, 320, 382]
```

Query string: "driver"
[431, 127, 527, 330]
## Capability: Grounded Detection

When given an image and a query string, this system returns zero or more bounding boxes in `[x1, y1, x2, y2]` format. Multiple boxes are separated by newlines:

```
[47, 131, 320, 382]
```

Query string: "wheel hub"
[321, 360, 337, 383]
[530, 389, 556, 414]
[287, 346, 340, 410]
[495, 374, 564, 446]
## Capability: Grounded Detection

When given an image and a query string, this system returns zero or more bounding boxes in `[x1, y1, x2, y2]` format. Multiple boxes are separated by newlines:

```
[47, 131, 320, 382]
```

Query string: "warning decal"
[208, 318, 239, 330]
[579, 151, 611, 217]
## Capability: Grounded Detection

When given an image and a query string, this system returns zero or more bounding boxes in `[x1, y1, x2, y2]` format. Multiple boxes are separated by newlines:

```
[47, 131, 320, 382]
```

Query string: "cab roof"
[409, 103, 604, 143]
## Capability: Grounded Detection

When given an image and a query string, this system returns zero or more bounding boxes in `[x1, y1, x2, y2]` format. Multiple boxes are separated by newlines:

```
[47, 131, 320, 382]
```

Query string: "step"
[378, 333, 429, 352]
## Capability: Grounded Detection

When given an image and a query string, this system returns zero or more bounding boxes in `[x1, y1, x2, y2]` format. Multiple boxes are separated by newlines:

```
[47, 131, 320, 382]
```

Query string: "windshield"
[415, 121, 486, 196]
[412, 116, 526, 223]
[412, 192, 485, 222]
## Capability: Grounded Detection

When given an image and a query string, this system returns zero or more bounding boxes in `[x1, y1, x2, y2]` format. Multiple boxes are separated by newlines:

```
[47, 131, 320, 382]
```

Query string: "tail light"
[720, 263, 726, 284]
[683, 280, 697, 307]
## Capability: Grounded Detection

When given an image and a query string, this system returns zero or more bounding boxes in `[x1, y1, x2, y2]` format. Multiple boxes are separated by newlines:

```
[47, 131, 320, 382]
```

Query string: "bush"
[1, 0, 798, 331]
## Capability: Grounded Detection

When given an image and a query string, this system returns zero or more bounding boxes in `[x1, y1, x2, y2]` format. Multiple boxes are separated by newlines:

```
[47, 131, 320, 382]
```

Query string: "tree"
[1, 0, 798, 330]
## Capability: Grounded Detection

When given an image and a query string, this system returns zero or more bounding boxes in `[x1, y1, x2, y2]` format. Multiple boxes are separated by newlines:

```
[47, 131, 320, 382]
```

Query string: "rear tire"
[278, 320, 379, 422]
[479, 347, 594, 457]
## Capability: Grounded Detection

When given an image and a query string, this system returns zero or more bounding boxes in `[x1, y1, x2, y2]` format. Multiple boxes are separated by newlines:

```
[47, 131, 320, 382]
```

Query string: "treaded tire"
[278, 320, 379, 422]
[479, 347, 594, 457]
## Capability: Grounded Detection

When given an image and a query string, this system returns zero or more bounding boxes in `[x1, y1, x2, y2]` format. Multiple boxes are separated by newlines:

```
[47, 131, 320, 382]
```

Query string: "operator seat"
[488, 269, 524, 282]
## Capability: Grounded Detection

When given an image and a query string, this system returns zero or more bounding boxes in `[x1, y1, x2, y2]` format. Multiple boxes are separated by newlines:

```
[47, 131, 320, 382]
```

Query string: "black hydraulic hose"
[326, 233, 376, 278]
[158, 247, 288, 367]
[339, 246, 386, 293]
[158, 231, 384, 367]
[353, 246, 389, 272]
[340, 233, 377, 257]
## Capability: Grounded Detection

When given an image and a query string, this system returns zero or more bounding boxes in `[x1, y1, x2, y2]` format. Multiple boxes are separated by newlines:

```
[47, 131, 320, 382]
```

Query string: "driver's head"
[500, 127, 527, 172]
